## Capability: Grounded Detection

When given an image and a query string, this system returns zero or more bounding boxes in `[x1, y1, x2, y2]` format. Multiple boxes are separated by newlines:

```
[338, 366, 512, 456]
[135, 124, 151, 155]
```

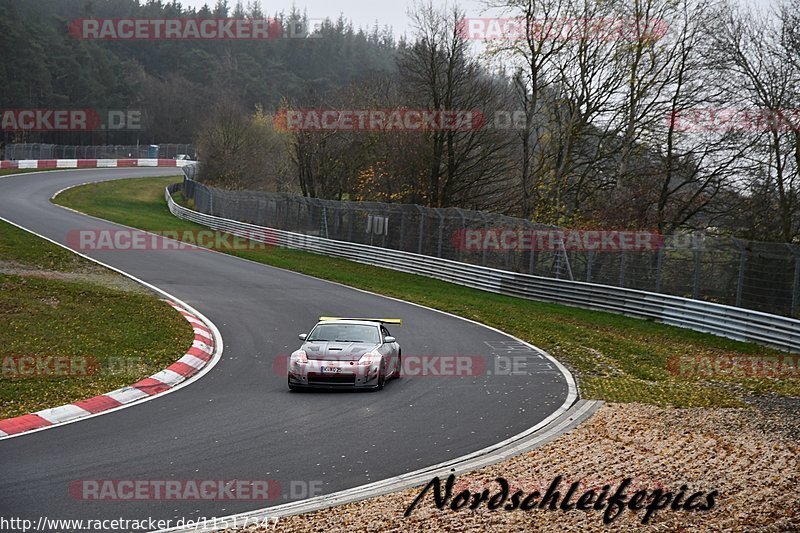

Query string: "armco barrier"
[0, 159, 194, 170]
[165, 184, 800, 353]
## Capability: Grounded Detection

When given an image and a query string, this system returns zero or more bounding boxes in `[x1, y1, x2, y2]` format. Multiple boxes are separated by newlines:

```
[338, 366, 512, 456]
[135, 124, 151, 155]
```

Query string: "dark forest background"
[2, 0, 799, 243]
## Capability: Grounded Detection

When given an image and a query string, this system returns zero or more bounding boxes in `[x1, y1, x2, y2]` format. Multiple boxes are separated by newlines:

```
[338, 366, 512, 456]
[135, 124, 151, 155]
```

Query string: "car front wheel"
[375, 360, 386, 390]
[392, 352, 402, 379]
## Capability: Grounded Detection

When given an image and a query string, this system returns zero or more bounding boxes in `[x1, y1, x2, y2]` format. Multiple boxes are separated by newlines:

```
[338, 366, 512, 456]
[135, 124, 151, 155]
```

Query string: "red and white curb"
[0, 301, 215, 438]
[0, 159, 193, 170]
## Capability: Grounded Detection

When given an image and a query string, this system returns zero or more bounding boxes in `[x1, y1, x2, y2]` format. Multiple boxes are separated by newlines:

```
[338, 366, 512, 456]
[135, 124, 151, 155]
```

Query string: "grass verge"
[0, 168, 62, 177]
[0, 219, 193, 419]
[53, 177, 800, 407]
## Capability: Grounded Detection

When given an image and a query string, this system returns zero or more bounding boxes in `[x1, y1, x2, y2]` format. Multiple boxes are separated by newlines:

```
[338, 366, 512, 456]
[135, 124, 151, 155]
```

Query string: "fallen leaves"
[234, 403, 800, 532]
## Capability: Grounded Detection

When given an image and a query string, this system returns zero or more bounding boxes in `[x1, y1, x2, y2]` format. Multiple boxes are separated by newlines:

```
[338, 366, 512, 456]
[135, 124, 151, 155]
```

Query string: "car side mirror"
[299, 333, 308, 341]
[384, 336, 396, 343]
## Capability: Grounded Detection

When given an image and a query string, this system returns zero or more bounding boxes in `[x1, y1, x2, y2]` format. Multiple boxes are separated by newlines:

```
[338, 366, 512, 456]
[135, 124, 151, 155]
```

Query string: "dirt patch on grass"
[0, 260, 148, 294]
[236, 401, 799, 532]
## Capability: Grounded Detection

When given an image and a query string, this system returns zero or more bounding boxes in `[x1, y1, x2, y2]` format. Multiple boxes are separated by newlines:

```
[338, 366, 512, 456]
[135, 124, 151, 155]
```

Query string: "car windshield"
[307, 324, 380, 343]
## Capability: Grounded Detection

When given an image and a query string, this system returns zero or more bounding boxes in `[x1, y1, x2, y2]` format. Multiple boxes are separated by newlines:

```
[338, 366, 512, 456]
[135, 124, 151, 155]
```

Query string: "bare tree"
[487, 0, 573, 218]
[196, 101, 289, 191]
[541, 0, 628, 222]
[712, 1, 800, 241]
[196, 100, 257, 188]
[399, 1, 514, 208]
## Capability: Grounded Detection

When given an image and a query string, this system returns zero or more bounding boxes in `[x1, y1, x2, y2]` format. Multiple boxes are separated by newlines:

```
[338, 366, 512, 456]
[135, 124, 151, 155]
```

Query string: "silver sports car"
[287, 317, 402, 391]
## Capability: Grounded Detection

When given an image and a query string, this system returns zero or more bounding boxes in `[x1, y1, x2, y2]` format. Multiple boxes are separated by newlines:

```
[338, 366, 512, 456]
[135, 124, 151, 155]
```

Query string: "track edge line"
[0, 214, 224, 441]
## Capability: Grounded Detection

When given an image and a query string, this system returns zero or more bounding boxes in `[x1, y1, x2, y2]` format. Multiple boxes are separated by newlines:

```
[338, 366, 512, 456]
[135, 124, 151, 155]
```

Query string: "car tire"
[392, 352, 402, 379]
[376, 360, 386, 391]
[288, 378, 302, 392]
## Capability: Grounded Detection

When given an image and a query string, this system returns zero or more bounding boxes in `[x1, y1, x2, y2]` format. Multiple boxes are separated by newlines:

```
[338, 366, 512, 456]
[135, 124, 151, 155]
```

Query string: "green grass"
[0, 220, 193, 419]
[0, 218, 90, 272]
[0, 168, 62, 177]
[54, 177, 800, 407]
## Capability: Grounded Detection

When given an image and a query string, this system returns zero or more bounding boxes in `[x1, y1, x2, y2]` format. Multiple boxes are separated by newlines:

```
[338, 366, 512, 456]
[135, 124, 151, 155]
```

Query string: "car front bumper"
[288, 359, 380, 389]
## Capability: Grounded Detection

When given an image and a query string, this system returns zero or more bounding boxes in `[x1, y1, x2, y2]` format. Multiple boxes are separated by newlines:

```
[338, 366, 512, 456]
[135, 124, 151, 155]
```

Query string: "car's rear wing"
[319, 317, 402, 326]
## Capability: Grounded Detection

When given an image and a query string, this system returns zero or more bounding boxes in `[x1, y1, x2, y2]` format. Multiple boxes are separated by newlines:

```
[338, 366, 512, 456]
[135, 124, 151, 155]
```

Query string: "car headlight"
[290, 351, 308, 365]
[358, 353, 379, 367]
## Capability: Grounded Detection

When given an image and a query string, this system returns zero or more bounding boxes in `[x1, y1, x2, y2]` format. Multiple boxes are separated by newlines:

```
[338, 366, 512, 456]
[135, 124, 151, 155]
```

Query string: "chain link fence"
[179, 174, 800, 318]
[3, 143, 196, 160]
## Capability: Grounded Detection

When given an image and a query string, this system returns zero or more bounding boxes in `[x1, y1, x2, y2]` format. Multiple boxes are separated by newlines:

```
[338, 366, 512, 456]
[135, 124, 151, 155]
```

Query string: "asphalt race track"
[0, 168, 570, 531]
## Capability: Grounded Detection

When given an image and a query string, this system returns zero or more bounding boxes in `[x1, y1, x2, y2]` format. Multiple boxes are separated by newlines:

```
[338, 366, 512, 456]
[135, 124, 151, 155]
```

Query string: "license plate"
[320, 366, 342, 374]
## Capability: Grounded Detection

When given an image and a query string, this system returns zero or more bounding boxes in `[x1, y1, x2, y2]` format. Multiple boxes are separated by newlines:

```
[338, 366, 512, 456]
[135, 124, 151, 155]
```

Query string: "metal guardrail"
[166, 183, 800, 353]
[180, 176, 800, 319]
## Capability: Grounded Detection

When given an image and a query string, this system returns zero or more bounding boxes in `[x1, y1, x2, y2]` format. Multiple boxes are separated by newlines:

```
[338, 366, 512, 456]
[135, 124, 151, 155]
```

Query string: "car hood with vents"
[302, 341, 379, 361]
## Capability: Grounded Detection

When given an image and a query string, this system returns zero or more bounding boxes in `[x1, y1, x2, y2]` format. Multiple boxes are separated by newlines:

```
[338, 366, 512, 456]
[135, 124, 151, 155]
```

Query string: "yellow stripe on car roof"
[319, 317, 402, 325]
